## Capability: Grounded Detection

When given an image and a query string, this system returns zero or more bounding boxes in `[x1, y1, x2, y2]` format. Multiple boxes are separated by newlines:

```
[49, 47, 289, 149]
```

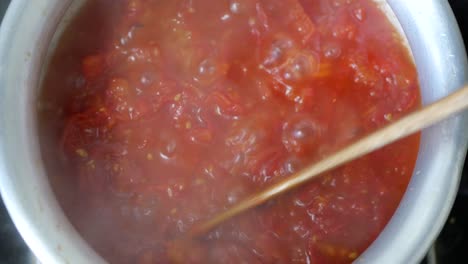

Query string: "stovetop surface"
[0, 1, 467, 263]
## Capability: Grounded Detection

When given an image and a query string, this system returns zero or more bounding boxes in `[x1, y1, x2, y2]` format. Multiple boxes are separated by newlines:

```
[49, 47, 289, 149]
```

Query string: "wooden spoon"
[187, 84, 468, 238]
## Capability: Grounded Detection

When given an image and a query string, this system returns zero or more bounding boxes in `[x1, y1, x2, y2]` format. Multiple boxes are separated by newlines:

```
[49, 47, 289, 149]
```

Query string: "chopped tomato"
[39, 0, 421, 263]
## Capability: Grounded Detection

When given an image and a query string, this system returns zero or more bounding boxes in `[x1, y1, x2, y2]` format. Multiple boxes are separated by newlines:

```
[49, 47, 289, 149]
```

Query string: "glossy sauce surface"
[39, 0, 420, 263]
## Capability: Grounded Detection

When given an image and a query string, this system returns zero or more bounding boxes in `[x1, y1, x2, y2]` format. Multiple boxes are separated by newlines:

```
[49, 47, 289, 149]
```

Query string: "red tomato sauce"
[38, 0, 421, 263]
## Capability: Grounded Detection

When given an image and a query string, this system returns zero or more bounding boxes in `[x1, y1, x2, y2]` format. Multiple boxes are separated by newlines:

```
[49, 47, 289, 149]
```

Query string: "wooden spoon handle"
[188, 85, 468, 238]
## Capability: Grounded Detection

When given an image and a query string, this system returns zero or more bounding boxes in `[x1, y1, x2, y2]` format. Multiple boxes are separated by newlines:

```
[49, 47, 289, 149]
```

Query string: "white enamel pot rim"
[0, 0, 467, 263]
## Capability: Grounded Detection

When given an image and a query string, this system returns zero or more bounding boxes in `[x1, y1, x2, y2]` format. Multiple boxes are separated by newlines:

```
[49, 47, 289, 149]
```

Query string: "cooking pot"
[0, 0, 467, 263]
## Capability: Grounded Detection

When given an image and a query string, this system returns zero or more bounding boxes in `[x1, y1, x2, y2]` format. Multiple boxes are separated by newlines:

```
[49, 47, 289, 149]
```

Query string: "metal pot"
[0, 0, 467, 263]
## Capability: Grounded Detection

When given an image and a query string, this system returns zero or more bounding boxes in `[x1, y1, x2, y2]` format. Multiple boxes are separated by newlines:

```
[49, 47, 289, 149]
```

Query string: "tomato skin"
[40, 0, 421, 263]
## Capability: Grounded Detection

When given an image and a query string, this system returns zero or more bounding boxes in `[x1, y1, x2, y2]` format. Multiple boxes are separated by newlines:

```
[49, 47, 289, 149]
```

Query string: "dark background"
[0, 0, 467, 263]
